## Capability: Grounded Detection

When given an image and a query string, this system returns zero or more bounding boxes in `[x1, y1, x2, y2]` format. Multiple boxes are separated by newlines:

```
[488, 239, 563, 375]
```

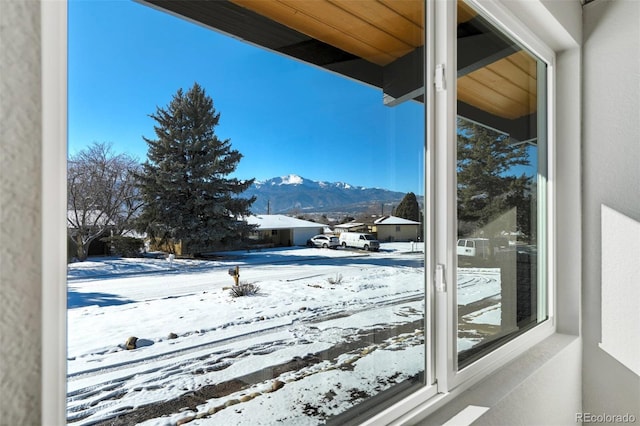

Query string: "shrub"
[229, 282, 260, 298]
[101, 235, 145, 257]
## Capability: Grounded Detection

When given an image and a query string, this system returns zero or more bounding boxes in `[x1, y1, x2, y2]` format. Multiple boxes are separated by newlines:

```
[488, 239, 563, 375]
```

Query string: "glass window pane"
[456, 0, 547, 368]
[67, 0, 427, 423]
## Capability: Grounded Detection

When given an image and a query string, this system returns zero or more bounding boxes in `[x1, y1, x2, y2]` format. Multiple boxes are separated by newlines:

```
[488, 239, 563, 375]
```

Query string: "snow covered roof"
[67, 210, 115, 227]
[334, 222, 365, 229]
[374, 215, 421, 225]
[246, 214, 323, 230]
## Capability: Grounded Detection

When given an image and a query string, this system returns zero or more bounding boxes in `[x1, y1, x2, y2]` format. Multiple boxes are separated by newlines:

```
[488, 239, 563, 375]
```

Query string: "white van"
[457, 238, 490, 259]
[339, 232, 380, 251]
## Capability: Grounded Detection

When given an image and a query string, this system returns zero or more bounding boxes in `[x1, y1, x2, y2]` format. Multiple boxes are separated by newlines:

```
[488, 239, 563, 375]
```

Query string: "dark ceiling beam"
[458, 43, 518, 77]
[277, 39, 357, 67]
[457, 19, 519, 77]
[458, 101, 537, 142]
[382, 47, 424, 107]
[140, 0, 384, 90]
[142, 0, 303, 51]
[323, 59, 383, 90]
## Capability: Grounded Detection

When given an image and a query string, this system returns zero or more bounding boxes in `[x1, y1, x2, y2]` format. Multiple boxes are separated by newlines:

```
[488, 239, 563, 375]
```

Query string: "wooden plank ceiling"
[143, 0, 536, 122]
[230, 0, 536, 120]
[231, 0, 424, 66]
[458, 51, 537, 120]
[457, 2, 537, 120]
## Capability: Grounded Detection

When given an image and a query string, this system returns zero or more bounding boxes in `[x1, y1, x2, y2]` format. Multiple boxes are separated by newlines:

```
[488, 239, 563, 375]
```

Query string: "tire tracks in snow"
[66, 294, 423, 424]
[68, 292, 422, 383]
[83, 319, 425, 426]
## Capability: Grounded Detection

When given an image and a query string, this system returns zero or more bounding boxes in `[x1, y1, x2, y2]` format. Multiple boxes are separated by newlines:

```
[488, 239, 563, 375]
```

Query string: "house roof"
[67, 210, 115, 228]
[246, 214, 323, 230]
[374, 215, 421, 225]
[334, 222, 366, 229]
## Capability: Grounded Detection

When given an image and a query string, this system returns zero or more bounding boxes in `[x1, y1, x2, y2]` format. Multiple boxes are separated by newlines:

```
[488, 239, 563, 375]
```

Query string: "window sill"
[394, 333, 581, 425]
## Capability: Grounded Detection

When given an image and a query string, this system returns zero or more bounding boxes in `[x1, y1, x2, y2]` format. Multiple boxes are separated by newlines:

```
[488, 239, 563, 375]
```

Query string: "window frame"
[365, 0, 558, 422]
[444, 0, 557, 391]
[41, 0, 560, 424]
[42, 1, 69, 423]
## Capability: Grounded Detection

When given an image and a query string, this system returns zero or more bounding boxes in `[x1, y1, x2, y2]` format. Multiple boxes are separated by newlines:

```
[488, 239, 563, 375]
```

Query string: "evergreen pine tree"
[457, 118, 533, 238]
[395, 192, 420, 222]
[136, 83, 256, 254]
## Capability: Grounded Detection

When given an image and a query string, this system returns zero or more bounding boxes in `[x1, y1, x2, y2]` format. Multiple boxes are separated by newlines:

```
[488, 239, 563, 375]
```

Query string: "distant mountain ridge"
[243, 174, 408, 214]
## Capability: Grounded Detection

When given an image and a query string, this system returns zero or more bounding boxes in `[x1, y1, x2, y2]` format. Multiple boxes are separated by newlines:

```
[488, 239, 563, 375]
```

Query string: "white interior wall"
[582, 0, 640, 418]
[0, 1, 43, 424]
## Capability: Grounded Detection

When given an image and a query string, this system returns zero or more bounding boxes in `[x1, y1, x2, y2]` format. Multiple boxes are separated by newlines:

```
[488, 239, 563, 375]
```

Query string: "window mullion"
[424, 0, 436, 389]
[433, 0, 458, 393]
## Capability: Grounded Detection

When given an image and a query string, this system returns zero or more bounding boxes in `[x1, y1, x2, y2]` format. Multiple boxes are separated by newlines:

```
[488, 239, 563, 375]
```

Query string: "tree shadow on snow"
[67, 289, 135, 309]
[234, 251, 425, 269]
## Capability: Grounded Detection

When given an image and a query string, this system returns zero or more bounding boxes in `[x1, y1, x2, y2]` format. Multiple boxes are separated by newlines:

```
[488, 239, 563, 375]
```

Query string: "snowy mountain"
[244, 174, 408, 214]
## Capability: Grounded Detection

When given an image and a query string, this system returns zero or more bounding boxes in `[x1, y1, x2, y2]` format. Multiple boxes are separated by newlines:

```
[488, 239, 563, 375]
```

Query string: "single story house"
[246, 214, 324, 247]
[373, 215, 421, 242]
[67, 209, 115, 257]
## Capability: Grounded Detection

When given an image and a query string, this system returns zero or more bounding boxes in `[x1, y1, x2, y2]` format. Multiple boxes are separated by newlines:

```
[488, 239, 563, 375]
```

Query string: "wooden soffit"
[141, 0, 537, 127]
[458, 51, 537, 120]
[228, 0, 537, 121]
[230, 0, 424, 66]
[457, 1, 537, 121]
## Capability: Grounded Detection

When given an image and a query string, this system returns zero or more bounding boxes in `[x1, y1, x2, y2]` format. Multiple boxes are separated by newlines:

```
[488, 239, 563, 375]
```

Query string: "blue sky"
[68, 0, 425, 195]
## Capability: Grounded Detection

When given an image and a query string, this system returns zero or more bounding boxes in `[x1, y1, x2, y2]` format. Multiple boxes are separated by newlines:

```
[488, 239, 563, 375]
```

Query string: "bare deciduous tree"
[67, 142, 142, 261]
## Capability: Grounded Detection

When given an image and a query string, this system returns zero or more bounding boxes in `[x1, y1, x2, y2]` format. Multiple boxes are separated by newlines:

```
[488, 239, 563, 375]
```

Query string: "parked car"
[338, 232, 380, 251]
[307, 234, 339, 249]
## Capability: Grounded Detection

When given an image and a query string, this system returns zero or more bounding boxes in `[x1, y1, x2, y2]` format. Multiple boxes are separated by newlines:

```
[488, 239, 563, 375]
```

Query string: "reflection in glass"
[456, 0, 547, 367]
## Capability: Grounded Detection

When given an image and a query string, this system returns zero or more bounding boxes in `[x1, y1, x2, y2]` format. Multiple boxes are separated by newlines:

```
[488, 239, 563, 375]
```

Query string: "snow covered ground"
[66, 243, 500, 425]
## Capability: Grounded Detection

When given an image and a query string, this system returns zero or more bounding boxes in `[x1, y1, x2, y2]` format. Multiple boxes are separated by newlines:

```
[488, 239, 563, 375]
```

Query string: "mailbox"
[228, 266, 240, 285]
